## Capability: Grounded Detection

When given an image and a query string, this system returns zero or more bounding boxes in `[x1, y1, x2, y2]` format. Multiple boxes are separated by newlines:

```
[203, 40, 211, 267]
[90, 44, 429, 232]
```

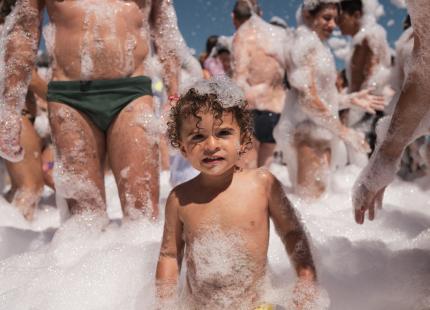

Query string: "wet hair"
[167, 88, 253, 154]
[0, 0, 16, 19]
[340, 0, 363, 15]
[307, 2, 340, 16]
[217, 48, 230, 56]
[270, 20, 287, 29]
[206, 35, 219, 55]
[403, 14, 411, 31]
[232, 1, 261, 22]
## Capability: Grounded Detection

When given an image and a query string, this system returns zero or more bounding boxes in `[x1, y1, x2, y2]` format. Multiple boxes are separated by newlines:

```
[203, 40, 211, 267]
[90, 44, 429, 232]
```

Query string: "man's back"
[232, 15, 288, 113]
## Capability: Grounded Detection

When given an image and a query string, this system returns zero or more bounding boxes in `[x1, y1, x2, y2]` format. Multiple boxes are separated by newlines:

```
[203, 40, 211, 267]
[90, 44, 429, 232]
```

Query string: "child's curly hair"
[167, 87, 253, 154]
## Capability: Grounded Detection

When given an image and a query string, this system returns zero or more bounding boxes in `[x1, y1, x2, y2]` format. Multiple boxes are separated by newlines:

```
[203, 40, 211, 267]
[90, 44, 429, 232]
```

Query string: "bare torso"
[46, 0, 150, 81]
[233, 16, 287, 113]
[175, 169, 270, 308]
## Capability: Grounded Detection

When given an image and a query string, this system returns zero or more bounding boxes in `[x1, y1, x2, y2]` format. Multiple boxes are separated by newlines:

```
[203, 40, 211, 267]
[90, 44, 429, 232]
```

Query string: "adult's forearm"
[151, 1, 181, 97]
[1, 0, 40, 111]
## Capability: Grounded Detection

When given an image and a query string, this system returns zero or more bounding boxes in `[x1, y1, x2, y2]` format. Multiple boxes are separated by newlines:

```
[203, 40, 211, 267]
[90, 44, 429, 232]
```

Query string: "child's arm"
[267, 174, 316, 282]
[155, 191, 184, 302]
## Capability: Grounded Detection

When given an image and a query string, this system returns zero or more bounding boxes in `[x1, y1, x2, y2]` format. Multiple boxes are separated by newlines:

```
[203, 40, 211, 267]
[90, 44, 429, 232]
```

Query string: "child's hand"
[292, 278, 318, 310]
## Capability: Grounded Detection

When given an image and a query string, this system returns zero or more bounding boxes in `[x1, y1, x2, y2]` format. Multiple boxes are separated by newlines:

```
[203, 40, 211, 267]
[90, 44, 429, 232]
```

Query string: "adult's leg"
[49, 102, 106, 215]
[159, 135, 170, 171]
[295, 134, 331, 199]
[107, 95, 159, 219]
[5, 116, 44, 220]
[257, 142, 276, 167]
[41, 143, 55, 189]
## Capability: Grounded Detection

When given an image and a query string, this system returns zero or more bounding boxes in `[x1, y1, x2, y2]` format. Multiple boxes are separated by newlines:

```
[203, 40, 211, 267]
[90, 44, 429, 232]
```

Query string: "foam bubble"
[187, 76, 246, 109]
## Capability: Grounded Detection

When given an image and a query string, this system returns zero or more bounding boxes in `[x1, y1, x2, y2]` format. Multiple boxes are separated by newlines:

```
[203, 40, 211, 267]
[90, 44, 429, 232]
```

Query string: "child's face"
[179, 110, 243, 176]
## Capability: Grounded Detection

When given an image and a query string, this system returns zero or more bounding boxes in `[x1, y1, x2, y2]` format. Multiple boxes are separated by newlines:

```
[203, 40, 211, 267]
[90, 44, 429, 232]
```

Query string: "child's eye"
[191, 134, 204, 141]
[217, 129, 232, 137]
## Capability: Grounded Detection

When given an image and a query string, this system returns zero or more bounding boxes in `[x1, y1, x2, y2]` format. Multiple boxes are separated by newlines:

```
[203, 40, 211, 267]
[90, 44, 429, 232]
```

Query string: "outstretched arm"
[0, 0, 43, 162]
[338, 39, 385, 114]
[155, 191, 184, 304]
[291, 54, 369, 153]
[150, 0, 181, 98]
[353, 28, 430, 224]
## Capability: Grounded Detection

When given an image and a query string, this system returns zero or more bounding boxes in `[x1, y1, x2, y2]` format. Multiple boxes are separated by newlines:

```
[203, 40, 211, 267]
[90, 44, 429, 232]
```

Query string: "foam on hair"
[184, 76, 246, 109]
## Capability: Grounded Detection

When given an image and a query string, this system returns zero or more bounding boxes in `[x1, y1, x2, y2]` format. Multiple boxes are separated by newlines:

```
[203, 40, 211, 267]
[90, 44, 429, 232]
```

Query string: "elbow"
[298, 266, 317, 282]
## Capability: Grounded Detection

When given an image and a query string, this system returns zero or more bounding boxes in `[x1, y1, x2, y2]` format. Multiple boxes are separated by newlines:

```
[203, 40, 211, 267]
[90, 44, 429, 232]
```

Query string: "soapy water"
[0, 164, 429, 310]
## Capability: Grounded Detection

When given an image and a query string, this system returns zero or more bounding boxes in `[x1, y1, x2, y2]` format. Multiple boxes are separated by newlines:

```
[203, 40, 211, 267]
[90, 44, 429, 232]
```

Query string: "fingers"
[368, 204, 375, 221]
[355, 208, 365, 224]
[375, 188, 385, 209]
[361, 140, 371, 154]
[354, 188, 385, 224]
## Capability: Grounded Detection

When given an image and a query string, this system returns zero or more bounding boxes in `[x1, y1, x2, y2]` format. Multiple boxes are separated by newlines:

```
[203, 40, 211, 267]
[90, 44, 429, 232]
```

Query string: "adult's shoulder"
[291, 26, 321, 55]
[353, 21, 388, 49]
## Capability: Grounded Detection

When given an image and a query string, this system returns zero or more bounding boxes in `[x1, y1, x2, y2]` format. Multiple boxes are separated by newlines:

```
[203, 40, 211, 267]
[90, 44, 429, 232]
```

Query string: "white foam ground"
[0, 165, 429, 309]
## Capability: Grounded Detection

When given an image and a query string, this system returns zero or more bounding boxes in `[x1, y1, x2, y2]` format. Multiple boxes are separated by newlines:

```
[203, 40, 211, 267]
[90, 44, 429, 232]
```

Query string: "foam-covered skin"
[0, 1, 40, 162]
[386, 27, 414, 115]
[275, 25, 369, 155]
[345, 13, 392, 128]
[353, 0, 430, 224]
[232, 14, 289, 113]
[1, 0, 185, 218]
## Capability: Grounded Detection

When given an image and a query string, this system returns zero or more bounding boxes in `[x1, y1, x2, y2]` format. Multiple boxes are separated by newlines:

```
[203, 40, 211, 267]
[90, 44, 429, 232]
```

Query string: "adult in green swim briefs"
[0, 0, 181, 219]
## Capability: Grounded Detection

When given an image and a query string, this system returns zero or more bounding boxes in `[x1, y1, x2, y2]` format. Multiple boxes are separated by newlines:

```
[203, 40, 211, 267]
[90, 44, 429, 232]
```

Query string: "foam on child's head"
[185, 76, 246, 109]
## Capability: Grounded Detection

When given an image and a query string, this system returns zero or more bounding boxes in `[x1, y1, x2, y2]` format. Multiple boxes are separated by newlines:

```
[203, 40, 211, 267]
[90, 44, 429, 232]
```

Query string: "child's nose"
[204, 136, 219, 153]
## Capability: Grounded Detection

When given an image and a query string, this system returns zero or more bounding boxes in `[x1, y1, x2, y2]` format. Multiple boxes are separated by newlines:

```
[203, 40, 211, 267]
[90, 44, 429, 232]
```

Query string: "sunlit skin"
[1, 0, 180, 219]
[353, 11, 430, 224]
[232, 11, 287, 168]
[0, 19, 48, 220]
[156, 110, 317, 309]
[338, 8, 386, 107]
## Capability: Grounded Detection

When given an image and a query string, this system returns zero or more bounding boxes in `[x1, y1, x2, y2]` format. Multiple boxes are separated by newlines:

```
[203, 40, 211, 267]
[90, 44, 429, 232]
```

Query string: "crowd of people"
[0, 0, 428, 308]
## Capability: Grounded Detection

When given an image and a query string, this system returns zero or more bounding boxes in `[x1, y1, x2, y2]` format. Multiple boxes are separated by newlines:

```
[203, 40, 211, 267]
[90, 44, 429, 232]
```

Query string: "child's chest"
[179, 185, 269, 236]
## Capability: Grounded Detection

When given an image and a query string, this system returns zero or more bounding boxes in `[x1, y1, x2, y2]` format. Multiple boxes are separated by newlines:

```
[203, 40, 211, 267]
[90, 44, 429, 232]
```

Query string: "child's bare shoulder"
[237, 167, 277, 189]
[167, 176, 200, 206]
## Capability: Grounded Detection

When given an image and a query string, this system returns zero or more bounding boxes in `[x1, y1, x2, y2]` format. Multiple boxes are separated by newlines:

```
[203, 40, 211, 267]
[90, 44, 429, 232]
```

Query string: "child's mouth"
[202, 156, 225, 164]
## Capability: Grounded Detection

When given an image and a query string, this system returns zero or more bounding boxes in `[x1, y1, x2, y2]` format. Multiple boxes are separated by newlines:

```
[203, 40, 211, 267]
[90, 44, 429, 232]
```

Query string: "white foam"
[1, 166, 429, 309]
[188, 76, 246, 109]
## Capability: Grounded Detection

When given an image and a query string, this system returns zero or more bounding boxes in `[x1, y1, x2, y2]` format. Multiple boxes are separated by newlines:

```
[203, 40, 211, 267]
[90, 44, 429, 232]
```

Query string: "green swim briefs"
[47, 76, 153, 132]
